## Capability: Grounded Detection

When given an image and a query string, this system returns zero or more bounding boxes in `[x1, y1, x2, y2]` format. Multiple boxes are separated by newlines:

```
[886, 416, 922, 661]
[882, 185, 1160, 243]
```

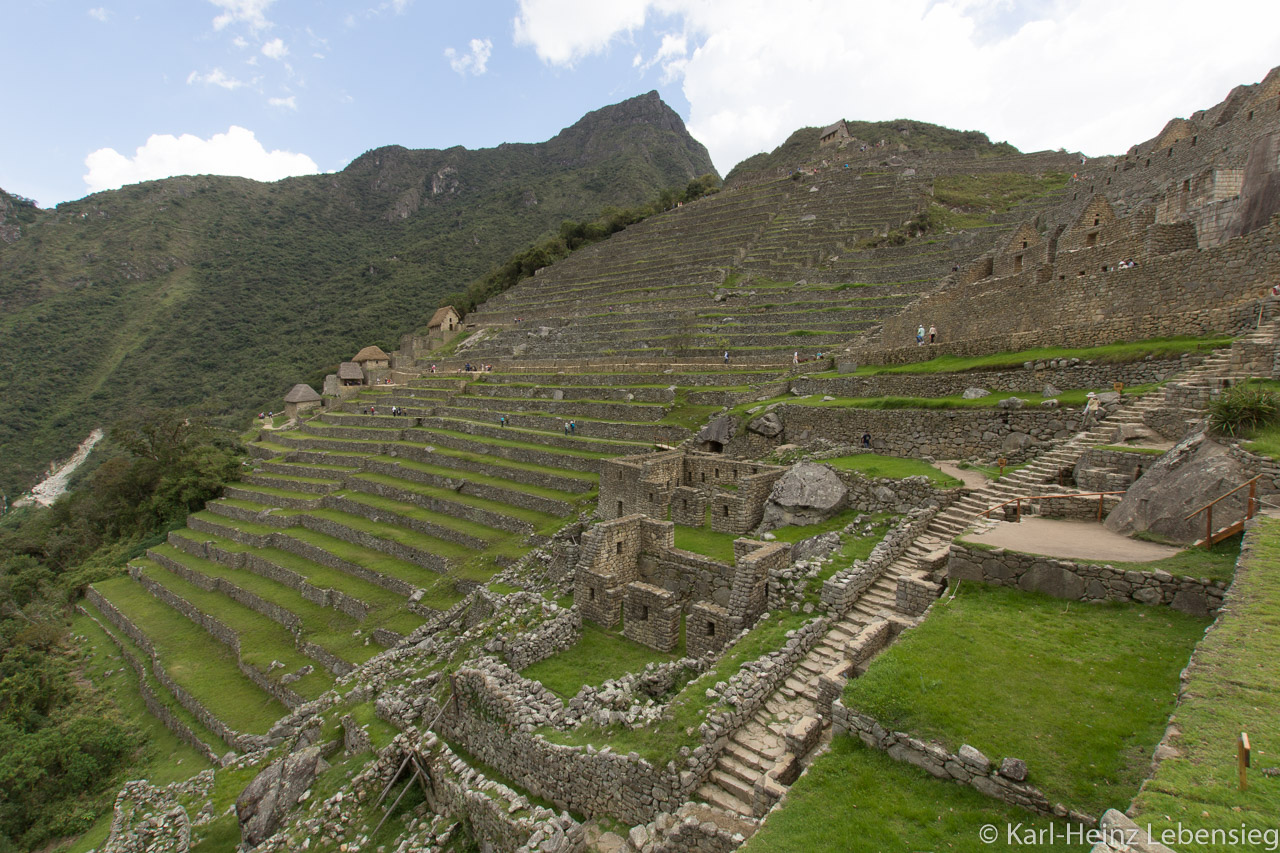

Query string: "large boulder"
[748, 412, 784, 438]
[1105, 432, 1254, 544]
[236, 745, 326, 846]
[760, 463, 848, 531]
[695, 416, 737, 448]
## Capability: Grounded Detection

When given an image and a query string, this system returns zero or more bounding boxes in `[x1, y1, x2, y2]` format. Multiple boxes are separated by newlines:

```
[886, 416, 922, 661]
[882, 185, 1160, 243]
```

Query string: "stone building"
[282, 384, 322, 420]
[428, 306, 463, 347]
[353, 345, 390, 383]
[573, 514, 790, 655]
[819, 121, 849, 147]
[599, 450, 787, 535]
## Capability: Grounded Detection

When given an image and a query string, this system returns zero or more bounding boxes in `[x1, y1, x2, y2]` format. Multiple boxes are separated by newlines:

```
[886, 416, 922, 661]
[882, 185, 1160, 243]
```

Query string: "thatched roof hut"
[353, 345, 390, 363]
[283, 384, 322, 404]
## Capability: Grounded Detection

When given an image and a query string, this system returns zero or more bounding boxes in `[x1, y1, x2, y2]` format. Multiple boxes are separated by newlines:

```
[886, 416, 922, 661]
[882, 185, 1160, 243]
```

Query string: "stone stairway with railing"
[691, 327, 1279, 825]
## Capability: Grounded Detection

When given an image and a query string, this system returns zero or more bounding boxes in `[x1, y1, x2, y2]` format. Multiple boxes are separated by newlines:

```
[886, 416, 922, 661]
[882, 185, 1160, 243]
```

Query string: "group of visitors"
[563, 420, 577, 435]
[463, 363, 494, 373]
[915, 324, 938, 345]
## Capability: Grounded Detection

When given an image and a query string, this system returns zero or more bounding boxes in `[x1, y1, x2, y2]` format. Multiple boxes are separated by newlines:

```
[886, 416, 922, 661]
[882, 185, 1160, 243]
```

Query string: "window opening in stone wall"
[617, 501, 623, 516]
[1022, 240, 1028, 249]
[686, 471, 693, 483]
[648, 492, 653, 503]
[1168, 147, 1173, 156]
[1093, 216, 1100, 226]
[682, 499, 688, 511]
[715, 468, 720, 478]
[1248, 110, 1254, 120]
[701, 473, 706, 482]
[1086, 232, 1098, 247]
[1183, 179, 1191, 192]
[733, 469, 738, 480]
[616, 542, 623, 555]
[706, 621, 716, 637]
[1145, 158, 1150, 167]
[723, 504, 730, 517]
[1191, 135, 1197, 145]
[618, 471, 623, 479]
[1013, 254, 1023, 272]
[640, 605, 649, 621]
[589, 587, 596, 601]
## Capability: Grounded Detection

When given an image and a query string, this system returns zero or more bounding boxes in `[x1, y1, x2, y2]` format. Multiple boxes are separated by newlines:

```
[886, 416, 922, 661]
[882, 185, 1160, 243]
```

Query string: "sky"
[4, 0, 1280, 208]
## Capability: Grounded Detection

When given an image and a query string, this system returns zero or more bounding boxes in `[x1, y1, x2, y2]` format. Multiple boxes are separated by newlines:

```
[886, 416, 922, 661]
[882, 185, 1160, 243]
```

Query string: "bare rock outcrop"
[761, 462, 848, 531]
[1105, 432, 1253, 543]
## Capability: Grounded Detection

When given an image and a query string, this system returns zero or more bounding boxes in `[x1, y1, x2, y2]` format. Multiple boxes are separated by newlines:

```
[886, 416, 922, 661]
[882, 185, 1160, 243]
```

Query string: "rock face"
[791, 531, 842, 562]
[1105, 432, 1253, 543]
[962, 387, 989, 399]
[761, 463, 848, 531]
[236, 745, 325, 846]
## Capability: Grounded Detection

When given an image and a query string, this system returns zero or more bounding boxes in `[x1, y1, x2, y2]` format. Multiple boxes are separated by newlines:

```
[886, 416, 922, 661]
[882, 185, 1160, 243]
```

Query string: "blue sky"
[5, 0, 1279, 208]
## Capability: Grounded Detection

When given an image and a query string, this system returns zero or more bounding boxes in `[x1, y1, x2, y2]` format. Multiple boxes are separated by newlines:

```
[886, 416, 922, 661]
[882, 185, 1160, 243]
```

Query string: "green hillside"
[0, 91, 714, 496]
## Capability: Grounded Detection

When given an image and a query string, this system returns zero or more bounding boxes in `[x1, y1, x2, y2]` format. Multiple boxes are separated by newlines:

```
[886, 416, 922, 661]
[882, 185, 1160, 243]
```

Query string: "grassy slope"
[841, 583, 1208, 815]
[1129, 518, 1280, 850]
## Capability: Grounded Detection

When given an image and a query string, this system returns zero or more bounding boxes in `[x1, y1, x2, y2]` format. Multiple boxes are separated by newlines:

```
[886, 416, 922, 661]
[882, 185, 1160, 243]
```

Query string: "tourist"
[570, 420, 577, 434]
[861, 432, 871, 449]
[928, 325, 937, 344]
[563, 422, 570, 435]
[793, 351, 799, 365]
[724, 350, 730, 364]
[500, 415, 507, 428]
[430, 364, 436, 374]
[916, 325, 925, 345]
[1081, 392, 1101, 430]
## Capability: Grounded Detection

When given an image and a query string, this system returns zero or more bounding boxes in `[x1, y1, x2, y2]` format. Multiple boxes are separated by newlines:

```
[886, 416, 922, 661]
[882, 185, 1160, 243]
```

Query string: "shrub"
[1208, 382, 1280, 437]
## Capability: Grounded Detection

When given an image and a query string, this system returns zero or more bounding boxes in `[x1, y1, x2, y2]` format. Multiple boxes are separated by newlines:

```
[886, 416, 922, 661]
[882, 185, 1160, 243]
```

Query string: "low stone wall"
[324, 493, 494, 550]
[822, 508, 936, 614]
[341, 475, 531, 535]
[833, 703, 1092, 823]
[77, 604, 225, 766]
[1074, 447, 1162, 492]
[389, 442, 594, 494]
[401, 429, 601, 475]
[946, 542, 1227, 616]
[85, 587, 266, 754]
[500, 602, 582, 672]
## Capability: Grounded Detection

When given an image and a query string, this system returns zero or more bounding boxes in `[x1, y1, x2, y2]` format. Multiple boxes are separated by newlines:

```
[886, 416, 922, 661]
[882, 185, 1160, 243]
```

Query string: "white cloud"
[261, 37, 288, 59]
[445, 38, 494, 76]
[186, 68, 250, 90]
[268, 95, 297, 109]
[88, 7, 109, 22]
[210, 0, 274, 31]
[83, 126, 319, 194]
[512, 0, 1280, 173]
[232, 35, 249, 48]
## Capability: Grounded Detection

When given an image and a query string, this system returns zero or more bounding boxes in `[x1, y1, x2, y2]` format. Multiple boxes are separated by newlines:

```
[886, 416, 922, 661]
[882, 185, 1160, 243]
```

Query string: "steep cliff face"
[0, 93, 715, 495]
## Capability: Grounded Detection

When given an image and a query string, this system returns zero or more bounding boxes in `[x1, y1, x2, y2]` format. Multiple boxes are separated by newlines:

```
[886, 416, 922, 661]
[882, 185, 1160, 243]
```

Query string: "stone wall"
[729, 405, 1082, 463]
[821, 507, 937, 613]
[946, 542, 1227, 616]
[832, 704, 1091, 823]
[85, 588, 266, 754]
[77, 605, 225, 766]
[813, 356, 1197, 398]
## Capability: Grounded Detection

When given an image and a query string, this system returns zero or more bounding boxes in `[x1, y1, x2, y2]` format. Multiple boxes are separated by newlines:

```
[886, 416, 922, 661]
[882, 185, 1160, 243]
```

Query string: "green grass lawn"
[1242, 421, 1280, 460]
[825, 453, 963, 486]
[1129, 518, 1280, 850]
[745, 736, 1089, 852]
[842, 582, 1209, 816]
[522, 621, 682, 699]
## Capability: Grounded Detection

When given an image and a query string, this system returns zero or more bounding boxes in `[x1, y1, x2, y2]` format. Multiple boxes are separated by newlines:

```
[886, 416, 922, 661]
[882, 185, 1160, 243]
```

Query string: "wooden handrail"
[1183, 475, 1263, 520]
[981, 491, 1126, 523]
[1184, 475, 1262, 550]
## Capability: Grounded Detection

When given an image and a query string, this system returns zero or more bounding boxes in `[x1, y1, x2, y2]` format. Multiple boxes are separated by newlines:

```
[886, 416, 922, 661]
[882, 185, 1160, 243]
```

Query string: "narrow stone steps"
[697, 783, 752, 816]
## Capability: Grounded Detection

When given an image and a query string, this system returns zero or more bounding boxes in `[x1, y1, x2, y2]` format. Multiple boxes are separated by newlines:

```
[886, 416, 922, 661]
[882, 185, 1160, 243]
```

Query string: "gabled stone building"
[282, 384, 322, 420]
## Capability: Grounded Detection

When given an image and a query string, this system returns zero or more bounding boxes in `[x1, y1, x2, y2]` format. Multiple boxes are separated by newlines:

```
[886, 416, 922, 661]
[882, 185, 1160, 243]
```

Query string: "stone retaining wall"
[85, 588, 266, 753]
[360, 457, 573, 516]
[77, 604, 226, 766]
[127, 566, 314, 703]
[946, 542, 1227, 616]
[730, 405, 1080, 463]
[341, 477, 532, 535]
[809, 357, 1194, 399]
[388, 443, 595, 494]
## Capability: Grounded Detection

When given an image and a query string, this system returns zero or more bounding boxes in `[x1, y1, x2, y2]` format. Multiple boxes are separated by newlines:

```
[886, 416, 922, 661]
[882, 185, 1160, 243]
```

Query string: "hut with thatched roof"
[283, 384, 323, 420]
[427, 306, 463, 348]
[337, 362, 364, 387]
[353, 345, 390, 369]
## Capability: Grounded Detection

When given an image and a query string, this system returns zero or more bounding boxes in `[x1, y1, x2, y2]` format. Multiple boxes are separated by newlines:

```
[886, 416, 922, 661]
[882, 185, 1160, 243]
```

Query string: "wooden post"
[1206, 505, 1213, 550]
[1098, 493, 1105, 522]
[998, 457, 1007, 477]
[1248, 480, 1257, 520]
[1239, 732, 1250, 791]
[1113, 381, 1124, 395]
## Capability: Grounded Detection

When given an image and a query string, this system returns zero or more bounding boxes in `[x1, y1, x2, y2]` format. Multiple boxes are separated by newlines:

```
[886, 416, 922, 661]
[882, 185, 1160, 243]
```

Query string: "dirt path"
[964, 516, 1183, 563]
[935, 460, 990, 490]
